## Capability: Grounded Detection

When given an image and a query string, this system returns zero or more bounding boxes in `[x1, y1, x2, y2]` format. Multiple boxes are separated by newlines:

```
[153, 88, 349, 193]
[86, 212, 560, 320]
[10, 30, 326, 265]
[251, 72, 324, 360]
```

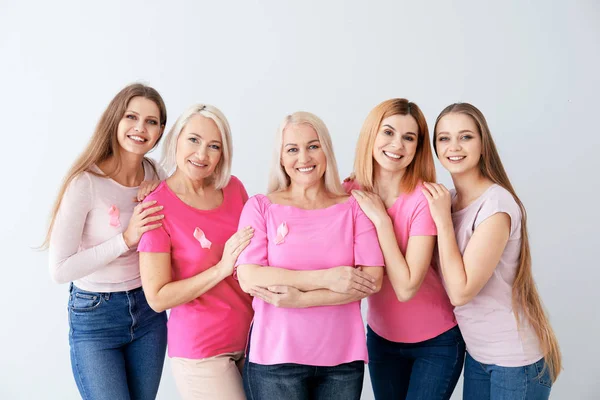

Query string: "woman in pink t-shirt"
[422, 103, 562, 399]
[137, 104, 255, 400]
[236, 112, 385, 400]
[344, 98, 465, 400]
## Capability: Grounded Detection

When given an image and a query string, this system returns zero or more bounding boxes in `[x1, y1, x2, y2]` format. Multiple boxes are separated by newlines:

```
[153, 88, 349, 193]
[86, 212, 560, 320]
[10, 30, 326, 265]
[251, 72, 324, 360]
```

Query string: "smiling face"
[372, 114, 419, 175]
[280, 123, 327, 188]
[175, 114, 223, 182]
[435, 112, 482, 175]
[116, 96, 163, 156]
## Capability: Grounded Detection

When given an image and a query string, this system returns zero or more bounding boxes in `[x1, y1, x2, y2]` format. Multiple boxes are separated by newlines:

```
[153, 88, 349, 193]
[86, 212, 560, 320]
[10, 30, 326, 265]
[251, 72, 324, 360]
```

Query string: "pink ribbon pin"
[108, 205, 120, 227]
[274, 222, 288, 245]
[193, 228, 212, 249]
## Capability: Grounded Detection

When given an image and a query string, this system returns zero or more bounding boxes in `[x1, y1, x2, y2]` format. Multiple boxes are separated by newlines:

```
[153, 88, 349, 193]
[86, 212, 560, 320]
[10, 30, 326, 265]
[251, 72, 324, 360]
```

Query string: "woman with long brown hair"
[345, 98, 465, 400]
[422, 103, 561, 399]
[45, 83, 169, 399]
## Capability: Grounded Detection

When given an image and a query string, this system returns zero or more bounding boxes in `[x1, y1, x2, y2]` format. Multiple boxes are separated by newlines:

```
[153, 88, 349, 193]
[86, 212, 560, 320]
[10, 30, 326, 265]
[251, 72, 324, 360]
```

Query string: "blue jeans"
[367, 325, 466, 400]
[68, 283, 167, 400]
[243, 326, 364, 400]
[463, 352, 552, 400]
[244, 360, 364, 400]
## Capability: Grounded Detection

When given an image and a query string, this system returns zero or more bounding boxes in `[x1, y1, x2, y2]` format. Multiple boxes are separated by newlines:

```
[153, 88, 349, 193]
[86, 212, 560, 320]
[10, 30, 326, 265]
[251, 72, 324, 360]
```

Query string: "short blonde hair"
[161, 104, 233, 189]
[268, 111, 345, 195]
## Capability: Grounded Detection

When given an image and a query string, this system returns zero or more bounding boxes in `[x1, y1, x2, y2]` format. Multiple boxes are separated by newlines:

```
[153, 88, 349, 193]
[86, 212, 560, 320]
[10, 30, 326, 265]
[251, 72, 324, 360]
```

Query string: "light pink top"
[49, 160, 163, 292]
[450, 184, 543, 366]
[138, 177, 254, 359]
[236, 194, 384, 366]
[344, 181, 457, 343]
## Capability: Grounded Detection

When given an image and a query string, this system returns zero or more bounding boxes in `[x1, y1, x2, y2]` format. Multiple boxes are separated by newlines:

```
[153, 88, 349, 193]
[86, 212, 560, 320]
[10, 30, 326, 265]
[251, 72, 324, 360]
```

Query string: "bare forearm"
[237, 265, 329, 292]
[150, 263, 228, 312]
[299, 289, 362, 307]
[436, 222, 468, 297]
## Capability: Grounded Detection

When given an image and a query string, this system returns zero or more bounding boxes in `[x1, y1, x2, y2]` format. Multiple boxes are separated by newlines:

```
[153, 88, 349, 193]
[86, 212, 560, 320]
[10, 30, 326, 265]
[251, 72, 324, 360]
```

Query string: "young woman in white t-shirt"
[421, 103, 561, 399]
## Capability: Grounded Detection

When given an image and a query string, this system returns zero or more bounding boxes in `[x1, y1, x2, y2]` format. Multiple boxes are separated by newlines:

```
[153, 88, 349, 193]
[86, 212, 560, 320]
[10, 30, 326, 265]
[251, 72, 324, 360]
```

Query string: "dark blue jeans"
[244, 360, 364, 400]
[463, 352, 552, 400]
[367, 325, 465, 400]
[68, 283, 167, 400]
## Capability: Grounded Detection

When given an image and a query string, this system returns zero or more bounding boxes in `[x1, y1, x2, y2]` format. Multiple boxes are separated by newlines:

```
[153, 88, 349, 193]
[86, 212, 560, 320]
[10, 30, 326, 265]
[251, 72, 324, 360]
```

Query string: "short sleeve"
[235, 195, 269, 267]
[409, 189, 438, 237]
[474, 187, 521, 237]
[230, 175, 249, 203]
[342, 179, 359, 194]
[352, 199, 384, 267]
[138, 191, 171, 253]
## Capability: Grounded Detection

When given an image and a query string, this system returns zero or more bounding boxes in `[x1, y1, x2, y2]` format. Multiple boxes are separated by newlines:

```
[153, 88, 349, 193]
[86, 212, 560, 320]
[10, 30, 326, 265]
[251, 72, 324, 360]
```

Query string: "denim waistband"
[69, 282, 144, 300]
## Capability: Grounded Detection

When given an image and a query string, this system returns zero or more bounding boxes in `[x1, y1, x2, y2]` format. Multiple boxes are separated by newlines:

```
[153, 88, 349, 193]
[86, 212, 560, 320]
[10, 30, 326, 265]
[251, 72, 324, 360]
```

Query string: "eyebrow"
[284, 139, 320, 147]
[437, 129, 475, 135]
[187, 132, 222, 143]
[383, 125, 417, 136]
[126, 110, 160, 120]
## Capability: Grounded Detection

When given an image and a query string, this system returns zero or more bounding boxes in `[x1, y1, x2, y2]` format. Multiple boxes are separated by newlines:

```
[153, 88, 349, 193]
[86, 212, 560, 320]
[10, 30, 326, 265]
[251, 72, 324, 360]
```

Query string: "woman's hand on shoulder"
[351, 189, 389, 227]
[134, 180, 161, 202]
[421, 182, 453, 227]
[123, 201, 164, 248]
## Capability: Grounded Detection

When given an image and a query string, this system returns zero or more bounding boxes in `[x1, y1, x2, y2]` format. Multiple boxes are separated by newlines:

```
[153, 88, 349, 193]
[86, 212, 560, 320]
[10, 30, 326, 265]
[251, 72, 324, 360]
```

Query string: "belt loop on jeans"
[104, 292, 111, 301]
[69, 282, 74, 293]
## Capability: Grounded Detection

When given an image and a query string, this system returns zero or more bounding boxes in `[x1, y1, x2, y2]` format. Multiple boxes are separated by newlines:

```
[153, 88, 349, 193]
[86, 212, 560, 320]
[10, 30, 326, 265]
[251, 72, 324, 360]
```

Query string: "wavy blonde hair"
[160, 104, 233, 189]
[434, 102, 562, 382]
[267, 111, 344, 195]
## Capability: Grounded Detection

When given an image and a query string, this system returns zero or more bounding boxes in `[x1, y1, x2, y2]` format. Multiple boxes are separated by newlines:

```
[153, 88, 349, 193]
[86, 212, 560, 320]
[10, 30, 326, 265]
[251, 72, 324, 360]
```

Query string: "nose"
[196, 144, 208, 159]
[448, 138, 462, 151]
[389, 133, 404, 149]
[134, 119, 146, 133]
[298, 148, 311, 163]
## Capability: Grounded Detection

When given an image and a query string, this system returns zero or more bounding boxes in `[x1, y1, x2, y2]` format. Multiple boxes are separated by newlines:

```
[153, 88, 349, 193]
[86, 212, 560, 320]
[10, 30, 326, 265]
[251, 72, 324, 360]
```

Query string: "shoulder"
[244, 194, 271, 212]
[143, 181, 169, 203]
[342, 179, 360, 193]
[482, 185, 520, 215]
[226, 175, 247, 193]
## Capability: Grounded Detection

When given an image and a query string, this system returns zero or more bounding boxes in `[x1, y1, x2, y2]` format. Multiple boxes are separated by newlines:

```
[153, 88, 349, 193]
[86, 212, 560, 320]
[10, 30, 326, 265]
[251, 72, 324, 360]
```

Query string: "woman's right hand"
[123, 200, 164, 248]
[219, 226, 255, 276]
[325, 266, 377, 295]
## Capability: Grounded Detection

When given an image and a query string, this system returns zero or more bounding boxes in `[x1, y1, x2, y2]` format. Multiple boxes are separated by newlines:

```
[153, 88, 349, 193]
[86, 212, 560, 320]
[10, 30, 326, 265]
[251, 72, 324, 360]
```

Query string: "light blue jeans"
[68, 283, 167, 400]
[463, 352, 552, 400]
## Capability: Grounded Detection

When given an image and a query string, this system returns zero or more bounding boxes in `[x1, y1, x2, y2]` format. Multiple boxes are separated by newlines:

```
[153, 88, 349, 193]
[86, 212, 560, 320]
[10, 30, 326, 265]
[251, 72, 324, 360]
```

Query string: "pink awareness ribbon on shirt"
[108, 205, 121, 227]
[193, 227, 212, 249]
[274, 222, 288, 245]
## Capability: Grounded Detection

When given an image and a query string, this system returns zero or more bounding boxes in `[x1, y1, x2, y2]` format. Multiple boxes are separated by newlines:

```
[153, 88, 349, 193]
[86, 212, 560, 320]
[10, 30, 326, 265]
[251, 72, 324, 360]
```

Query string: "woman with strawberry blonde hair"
[345, 98, 465, 400]
[423, 102, 561, 399]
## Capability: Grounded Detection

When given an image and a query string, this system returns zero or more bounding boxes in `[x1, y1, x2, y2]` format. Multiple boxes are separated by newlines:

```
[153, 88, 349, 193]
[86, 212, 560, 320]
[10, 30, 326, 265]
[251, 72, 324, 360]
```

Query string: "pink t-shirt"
[236, 194, 384, 366]
[138, 176, 254, 360]
[344, 181, 457, 343]
[450, 184, 543, 366]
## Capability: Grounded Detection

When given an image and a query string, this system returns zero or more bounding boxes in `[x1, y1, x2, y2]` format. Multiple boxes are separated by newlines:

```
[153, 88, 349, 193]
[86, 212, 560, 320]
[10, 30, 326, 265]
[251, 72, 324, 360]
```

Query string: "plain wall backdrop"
[1, 0, 598, 398]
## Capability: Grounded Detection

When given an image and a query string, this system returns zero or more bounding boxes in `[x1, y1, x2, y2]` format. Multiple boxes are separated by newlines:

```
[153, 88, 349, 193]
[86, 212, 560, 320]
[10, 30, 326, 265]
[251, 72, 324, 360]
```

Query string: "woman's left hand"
[249, 286, 303, 308]
[135, 180, 161, 202]
[421, 182, 453, 227]
[351, 190, 389, 227]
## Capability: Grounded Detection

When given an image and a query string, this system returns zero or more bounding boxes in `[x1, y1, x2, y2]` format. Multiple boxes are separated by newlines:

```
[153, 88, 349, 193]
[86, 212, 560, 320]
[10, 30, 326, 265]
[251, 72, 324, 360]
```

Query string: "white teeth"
[189, 160, 206, 167]
[448, 156, 465, 161]
[129, 135, 147, 142]
[384, 151, 402, 159]
[297, 166, 315, 172]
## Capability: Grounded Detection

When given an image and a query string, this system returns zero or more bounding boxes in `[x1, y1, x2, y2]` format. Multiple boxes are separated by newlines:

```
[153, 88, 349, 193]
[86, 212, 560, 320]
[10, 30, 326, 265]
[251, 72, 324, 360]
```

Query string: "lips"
[127, 134, 148, 143]
[296, 166, 315, 173]
[188, 160, 208, 168]
[383, 150, 403, 161]
[447, 156, 466, 163]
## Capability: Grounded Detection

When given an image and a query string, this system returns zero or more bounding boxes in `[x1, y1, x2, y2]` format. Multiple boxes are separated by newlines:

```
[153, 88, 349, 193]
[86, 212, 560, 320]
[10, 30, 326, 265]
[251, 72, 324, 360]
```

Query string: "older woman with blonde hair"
[236, 111, 384, 400]
[137, 104, 254, 400]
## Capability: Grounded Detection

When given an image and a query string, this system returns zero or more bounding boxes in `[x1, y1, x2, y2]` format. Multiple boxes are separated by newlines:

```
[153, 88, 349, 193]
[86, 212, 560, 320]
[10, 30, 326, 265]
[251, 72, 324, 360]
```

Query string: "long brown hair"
[433, 103, 562, 382]
[353, 98, 435, 193]
[41, 83, 167, 248]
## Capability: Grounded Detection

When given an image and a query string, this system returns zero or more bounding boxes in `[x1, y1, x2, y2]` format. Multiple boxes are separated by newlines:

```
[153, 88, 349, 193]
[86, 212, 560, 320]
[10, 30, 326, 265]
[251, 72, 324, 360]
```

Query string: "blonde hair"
[42, 83, 167, 248]
[434, 103, 562, 382]
[160, 104, 233, 189]
[267, 111, 345, 195]
[353, 98, 435, 193]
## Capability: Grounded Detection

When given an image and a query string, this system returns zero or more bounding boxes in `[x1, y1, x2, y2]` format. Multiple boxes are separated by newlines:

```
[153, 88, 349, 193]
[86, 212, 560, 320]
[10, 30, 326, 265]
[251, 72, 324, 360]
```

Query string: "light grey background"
[1, 0, 598, 399]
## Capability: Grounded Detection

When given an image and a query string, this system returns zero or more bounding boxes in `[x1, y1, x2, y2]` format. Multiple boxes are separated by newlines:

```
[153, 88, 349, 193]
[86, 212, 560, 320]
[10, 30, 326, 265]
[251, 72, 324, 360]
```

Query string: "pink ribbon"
[274, 222, 288, 245]
[108, 205, 120, 227]
[193, 227, 212, 249]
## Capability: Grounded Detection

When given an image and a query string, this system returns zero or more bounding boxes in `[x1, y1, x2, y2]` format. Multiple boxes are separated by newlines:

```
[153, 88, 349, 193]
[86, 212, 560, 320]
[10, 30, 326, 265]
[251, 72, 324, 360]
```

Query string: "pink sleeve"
[342, 179, 359, 194]
[475, 188, 521, 237]
[352, 199, 385, 267]
[138, 192, 171, 253]
[48, 173, 130, 284]
[232, 175, 249, 203]
[409, 190, 438, 236]
[236, 196, 269, 267]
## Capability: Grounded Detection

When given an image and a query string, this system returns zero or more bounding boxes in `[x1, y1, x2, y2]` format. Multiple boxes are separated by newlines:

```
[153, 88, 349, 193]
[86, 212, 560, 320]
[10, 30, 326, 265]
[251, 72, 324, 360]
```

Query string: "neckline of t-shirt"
[259, 193, 354, 212]
[90, 160, 151, 190]
[451, 184, 498, 216]
[161, 179, 227, 214]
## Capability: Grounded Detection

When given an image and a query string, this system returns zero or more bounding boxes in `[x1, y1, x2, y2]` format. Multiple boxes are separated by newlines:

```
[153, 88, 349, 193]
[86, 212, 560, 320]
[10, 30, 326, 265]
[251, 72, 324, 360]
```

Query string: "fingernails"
[159, 206, 164, 209]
